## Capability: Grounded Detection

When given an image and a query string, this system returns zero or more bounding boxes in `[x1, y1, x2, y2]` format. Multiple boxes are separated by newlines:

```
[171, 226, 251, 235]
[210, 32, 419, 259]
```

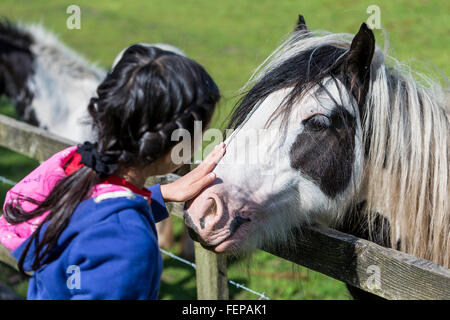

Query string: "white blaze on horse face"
[215, 87, 298, 192]
[217, 78, 361, 219]
[186, 78, 363, 253]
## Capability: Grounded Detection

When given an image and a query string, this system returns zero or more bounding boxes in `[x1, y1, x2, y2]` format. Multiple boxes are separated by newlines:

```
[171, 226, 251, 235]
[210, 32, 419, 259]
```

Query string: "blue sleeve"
[147, 184, 169, 223]
[65, 211, 162, 300]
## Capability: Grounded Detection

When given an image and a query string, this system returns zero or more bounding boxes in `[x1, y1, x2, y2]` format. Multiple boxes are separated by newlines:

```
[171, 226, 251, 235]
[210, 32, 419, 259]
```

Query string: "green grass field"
[0, 0, 448, 300]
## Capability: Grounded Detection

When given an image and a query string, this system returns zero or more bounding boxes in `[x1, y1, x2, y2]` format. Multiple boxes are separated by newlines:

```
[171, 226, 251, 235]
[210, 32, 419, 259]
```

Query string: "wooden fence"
[0, 113, 449, 300]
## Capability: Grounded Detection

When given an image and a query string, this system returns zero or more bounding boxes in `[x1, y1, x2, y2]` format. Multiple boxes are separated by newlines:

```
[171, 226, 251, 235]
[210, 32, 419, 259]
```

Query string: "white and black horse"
[0, 20, 105, 141]
[185, 15, 449, 299]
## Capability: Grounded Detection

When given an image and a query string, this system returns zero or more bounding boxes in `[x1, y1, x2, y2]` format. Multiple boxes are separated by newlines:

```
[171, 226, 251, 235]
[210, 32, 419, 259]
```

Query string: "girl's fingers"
[194, 143, 225, 177]
[190, 172, 216, 196]
[204, 142, 225, 164]
[179, 143, 225, 186]
[164, 144, 223, 202]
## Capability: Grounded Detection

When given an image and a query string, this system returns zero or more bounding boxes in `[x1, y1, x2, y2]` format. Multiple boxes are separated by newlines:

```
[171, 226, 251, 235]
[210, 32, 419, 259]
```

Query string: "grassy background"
[0, 0, 448, 299]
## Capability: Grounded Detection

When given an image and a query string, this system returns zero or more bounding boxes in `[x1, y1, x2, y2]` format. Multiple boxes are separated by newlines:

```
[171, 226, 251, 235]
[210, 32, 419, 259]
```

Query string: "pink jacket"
[0, 146, 135, 251]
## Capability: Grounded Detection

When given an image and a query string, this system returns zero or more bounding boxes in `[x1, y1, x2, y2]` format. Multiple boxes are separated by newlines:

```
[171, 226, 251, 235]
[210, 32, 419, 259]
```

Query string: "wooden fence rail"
[0, 114, 449, 300]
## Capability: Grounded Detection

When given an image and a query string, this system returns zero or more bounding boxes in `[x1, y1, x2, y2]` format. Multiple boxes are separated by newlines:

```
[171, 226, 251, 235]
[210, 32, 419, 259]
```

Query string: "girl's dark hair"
[3, 44, 220, 273]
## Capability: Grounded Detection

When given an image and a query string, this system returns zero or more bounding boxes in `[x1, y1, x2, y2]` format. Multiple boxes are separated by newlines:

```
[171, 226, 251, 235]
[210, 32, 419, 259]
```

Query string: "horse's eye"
[303, 114, 331, 132]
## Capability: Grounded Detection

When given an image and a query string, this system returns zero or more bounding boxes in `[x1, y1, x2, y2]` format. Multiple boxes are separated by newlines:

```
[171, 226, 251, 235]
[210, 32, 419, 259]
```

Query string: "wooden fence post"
[148, 171, 230, 300]
[194, 242, 229, 300]
[0, 243, 18, 271]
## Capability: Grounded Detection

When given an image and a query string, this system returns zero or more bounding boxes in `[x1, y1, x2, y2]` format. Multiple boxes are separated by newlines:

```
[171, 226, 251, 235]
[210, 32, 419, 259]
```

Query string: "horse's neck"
[29, 30, 106, 82]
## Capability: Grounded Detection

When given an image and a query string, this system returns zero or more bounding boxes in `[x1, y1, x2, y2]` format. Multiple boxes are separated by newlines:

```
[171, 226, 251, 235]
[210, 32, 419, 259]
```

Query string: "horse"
[184, 15, 449, 299]
[0, 20, 193, 255]
[0, 20, 104, 141]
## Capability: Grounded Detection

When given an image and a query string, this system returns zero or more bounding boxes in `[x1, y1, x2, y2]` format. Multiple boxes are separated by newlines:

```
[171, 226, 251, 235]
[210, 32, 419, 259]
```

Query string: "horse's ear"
[346, 23, 375, 85]
[294, 14, 308, 32]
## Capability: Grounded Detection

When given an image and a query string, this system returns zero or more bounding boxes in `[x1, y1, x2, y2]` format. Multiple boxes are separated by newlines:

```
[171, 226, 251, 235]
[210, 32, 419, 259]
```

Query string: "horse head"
[184, 15, 449, 270]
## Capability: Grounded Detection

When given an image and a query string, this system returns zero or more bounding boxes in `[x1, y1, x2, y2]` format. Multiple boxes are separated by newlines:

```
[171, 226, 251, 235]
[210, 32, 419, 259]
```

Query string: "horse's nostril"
[199, 198, 217, 230]
[205, 198, 217, 216]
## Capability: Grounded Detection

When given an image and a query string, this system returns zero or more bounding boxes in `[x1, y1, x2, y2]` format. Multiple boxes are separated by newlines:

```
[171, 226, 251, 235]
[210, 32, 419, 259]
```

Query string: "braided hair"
[90, 44, 219, 166]
[3, 44, 220, 273]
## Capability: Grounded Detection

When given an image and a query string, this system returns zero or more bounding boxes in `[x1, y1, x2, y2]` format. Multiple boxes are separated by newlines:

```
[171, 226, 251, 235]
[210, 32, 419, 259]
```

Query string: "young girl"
[0, 44, 224, 299]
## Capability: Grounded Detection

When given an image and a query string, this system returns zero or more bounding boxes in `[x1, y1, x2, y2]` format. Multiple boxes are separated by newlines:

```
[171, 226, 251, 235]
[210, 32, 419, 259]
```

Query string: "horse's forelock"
[229, 34, 352, 131]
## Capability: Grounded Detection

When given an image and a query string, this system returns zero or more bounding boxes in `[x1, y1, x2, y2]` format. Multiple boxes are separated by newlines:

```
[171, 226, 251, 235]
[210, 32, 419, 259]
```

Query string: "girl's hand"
[160, 143, 225, 202]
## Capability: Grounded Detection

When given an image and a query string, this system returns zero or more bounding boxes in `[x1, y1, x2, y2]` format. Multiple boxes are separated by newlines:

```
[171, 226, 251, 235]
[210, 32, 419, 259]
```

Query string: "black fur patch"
[0, 20, 38, 125]
[337, 201, 392, 248]
[289, 107, 356, 198]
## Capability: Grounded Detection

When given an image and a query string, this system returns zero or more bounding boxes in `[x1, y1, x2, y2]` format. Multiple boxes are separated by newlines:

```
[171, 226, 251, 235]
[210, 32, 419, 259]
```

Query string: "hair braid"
[137, 101, 214, 162]
[87, 44, 220, 169]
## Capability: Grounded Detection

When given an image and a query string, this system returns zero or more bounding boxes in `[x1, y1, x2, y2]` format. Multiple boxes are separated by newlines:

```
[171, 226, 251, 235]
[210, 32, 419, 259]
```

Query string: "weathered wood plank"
[263, 225, 450, 300]
[0, 243, 18, 271]
[194, 242, 229, 300]
[0, 114, 74, 162]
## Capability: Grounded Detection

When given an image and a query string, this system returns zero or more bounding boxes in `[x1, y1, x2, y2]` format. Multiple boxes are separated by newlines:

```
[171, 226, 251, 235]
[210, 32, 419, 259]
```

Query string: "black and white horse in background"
[0, 20, 192, 253]
[185, 16, 449, 298]
[0, 20, 185, 141]
[0, 21, 104, 141]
